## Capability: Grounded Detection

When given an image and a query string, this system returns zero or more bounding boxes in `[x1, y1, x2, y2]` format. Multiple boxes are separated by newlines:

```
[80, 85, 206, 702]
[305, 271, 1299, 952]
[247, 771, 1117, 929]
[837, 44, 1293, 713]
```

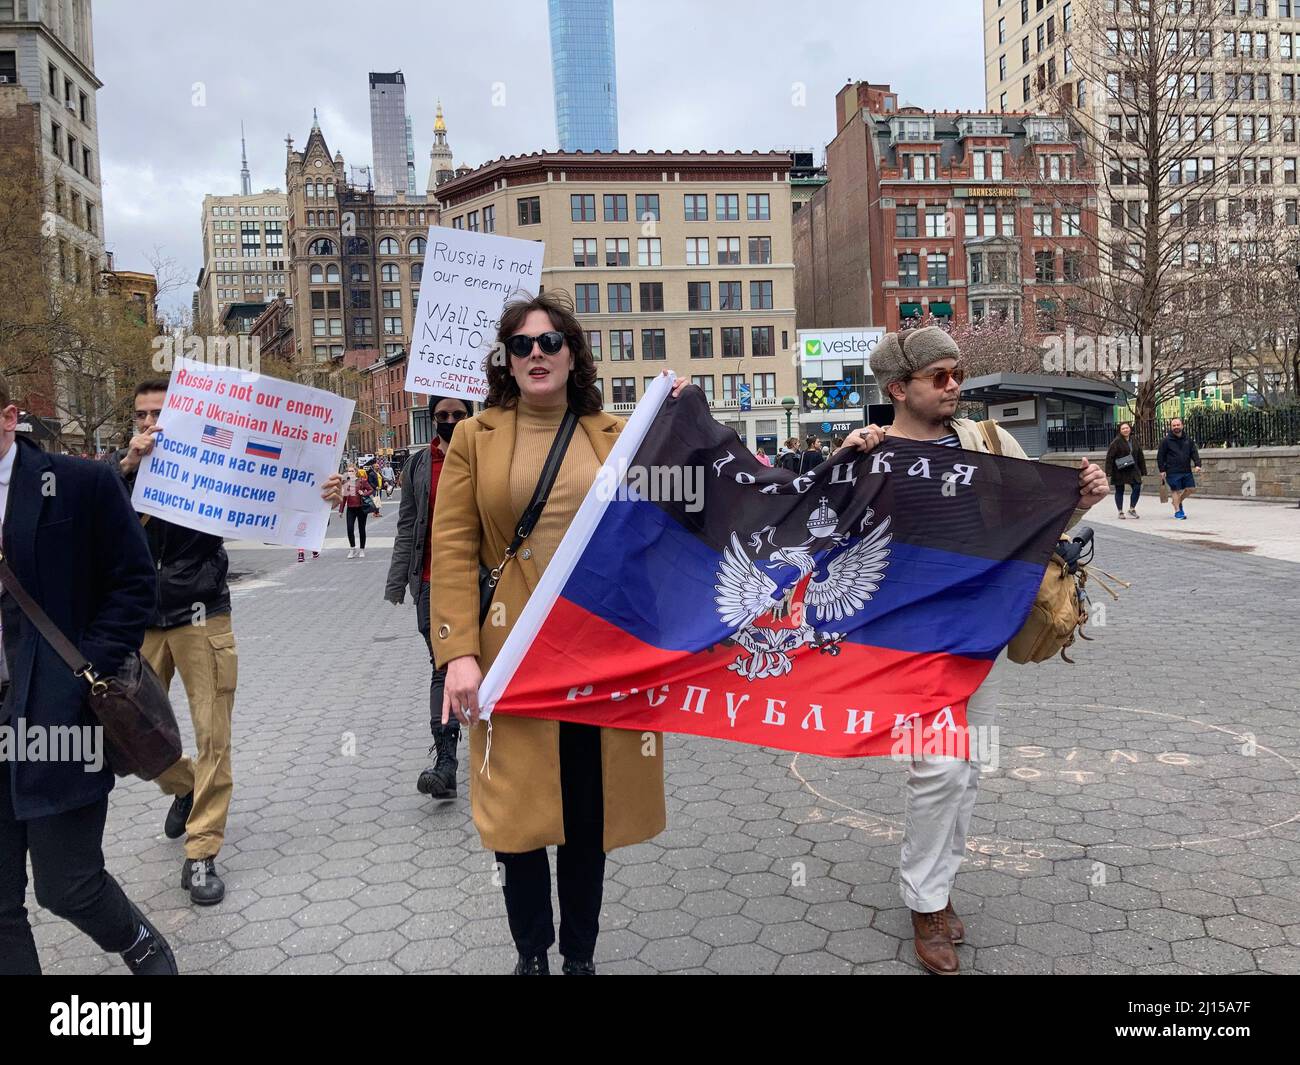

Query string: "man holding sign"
[115, 372, 343, 907]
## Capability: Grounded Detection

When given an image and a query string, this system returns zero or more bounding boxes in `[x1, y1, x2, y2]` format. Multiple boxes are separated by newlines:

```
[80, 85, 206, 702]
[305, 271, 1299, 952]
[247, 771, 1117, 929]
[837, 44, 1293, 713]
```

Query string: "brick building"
[795, 80, 1099, 334]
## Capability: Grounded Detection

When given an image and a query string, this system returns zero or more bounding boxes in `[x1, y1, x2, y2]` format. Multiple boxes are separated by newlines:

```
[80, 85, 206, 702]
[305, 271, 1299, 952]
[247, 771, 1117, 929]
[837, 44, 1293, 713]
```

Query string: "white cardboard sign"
[131, 357, 353, 550]
[404, 227, 545, 402]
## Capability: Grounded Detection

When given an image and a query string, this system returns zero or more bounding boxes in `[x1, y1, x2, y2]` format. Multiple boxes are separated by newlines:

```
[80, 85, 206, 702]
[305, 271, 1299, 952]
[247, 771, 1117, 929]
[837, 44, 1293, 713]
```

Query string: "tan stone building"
[434, 150, 798, 452]
[194, 188, 289, 335]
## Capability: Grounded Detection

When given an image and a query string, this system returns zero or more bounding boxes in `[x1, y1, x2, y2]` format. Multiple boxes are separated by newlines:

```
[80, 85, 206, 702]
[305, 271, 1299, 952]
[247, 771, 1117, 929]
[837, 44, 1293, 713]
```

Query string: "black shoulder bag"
[478, 408, 579, 626]
[0, 556, 181, 781]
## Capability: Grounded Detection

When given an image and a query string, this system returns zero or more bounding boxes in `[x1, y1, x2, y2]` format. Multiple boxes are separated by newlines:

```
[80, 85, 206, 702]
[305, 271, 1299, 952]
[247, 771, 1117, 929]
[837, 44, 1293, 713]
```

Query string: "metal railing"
[1047, 407, 1300, 451]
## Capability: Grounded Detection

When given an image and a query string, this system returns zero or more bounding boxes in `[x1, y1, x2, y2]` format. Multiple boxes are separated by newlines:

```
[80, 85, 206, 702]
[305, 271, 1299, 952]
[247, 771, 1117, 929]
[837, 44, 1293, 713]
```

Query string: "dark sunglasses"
[505, 331, 565, 358]
[434, 409, 469, 423]
[907, 366, 966, 389]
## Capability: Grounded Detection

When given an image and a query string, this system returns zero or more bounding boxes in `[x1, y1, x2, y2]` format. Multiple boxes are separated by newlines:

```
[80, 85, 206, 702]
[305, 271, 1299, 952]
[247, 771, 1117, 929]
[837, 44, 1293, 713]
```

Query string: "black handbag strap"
[485, 407, 579, 589]
[0, 556, 96, 681]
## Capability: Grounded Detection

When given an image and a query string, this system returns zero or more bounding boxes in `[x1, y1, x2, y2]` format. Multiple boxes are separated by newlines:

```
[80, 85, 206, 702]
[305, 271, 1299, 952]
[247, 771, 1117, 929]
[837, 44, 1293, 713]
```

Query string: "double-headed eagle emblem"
[713, 499, 892, 681]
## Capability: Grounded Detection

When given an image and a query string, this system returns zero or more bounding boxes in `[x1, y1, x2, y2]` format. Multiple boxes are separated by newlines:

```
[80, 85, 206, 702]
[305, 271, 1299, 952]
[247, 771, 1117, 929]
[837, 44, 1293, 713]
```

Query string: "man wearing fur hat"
[840, 326, 1108, 975]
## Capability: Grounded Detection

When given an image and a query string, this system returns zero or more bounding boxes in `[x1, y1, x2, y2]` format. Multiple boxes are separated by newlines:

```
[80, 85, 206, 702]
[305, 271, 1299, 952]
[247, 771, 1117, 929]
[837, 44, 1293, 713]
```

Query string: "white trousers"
[897, 651, 1007, 912]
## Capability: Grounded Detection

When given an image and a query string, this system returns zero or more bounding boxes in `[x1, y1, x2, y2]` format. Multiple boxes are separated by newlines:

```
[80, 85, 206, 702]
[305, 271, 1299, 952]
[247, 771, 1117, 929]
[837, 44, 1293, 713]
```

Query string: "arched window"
[409, 236, 427, 255]
[350, 263, 370, 283]
[411, 263, 423, 283]
[325, 264, 340, 283]
[307, 237, 336, 255]
[310, 264, 324, 283]
[381, 263, 400, 282]
[345, 236, 369, 256]
[326, 181, 334, 198]
[378, 237, 399, 254]
[316, 181, 325, 198]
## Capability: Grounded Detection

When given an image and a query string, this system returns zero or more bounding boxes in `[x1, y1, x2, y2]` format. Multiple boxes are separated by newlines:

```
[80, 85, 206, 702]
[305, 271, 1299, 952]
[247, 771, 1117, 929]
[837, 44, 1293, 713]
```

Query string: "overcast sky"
[93, 0, 984, 318]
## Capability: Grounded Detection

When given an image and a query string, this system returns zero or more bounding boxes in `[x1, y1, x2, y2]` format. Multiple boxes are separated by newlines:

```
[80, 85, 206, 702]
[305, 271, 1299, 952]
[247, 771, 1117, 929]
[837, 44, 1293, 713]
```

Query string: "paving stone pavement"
[29, 512, 1300, 975]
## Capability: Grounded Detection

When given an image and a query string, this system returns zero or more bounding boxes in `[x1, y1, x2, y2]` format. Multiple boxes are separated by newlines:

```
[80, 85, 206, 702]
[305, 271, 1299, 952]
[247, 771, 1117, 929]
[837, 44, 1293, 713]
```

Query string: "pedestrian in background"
[1105, 421, 1146, 519]
[799, 435, 823, 474]
[1157, 416, 1202, 520]
[340, 463, 378, 558]
[385, 394, 473, 800]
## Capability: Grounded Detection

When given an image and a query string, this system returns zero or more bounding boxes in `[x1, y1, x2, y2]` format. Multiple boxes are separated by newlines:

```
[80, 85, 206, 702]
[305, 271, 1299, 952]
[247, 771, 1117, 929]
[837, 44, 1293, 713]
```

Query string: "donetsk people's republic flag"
[477, 376, 1081, 758]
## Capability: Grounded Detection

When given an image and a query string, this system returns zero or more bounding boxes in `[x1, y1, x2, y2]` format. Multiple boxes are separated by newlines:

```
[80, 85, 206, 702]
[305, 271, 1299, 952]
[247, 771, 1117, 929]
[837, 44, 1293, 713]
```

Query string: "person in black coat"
[0, 388, 176, 974]
[1104, 421, 1148, 519]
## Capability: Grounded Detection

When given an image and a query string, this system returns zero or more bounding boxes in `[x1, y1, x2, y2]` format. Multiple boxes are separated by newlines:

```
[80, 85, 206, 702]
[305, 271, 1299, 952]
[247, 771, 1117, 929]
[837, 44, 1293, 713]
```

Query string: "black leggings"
[495, 723, 605, 962]
[1114, 482, 1141, 510]
[345, 506, 368, 548]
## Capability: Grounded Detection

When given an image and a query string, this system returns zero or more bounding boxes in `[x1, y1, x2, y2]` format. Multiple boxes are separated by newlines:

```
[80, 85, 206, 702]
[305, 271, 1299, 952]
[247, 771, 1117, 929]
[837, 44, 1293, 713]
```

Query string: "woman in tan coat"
[430, 291, 684, 975]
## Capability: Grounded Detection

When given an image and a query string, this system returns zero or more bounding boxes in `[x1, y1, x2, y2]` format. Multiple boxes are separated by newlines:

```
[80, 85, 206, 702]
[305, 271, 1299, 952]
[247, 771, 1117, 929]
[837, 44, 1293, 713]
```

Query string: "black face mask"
[435, 421, 456, 443]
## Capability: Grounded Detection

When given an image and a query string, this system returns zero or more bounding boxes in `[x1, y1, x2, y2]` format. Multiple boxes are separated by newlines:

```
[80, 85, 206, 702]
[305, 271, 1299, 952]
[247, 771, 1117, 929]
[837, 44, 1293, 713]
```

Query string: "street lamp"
[781, 396, 797, 440]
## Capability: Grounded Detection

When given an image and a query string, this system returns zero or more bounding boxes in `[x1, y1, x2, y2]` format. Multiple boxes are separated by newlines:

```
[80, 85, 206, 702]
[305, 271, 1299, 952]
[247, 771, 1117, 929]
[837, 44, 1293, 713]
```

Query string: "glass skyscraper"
[548, 0, 619, 153]
[369, 71, 412, 195]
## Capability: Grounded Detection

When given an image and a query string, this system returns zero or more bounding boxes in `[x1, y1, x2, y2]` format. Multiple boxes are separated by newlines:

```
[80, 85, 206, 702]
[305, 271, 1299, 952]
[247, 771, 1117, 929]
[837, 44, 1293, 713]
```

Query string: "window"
[611, 331, 634, 360]
[1022, 75, 1031, 103]
[1061, 206, 1081, 236]
[692, 375, 715, 402]
[1063, 1, 1072, 31]
[969, 252, 984, 284]
[999, 16, 1006, 43]
[688, 281, 711, 310]
[747, 193, 770, 220]
[611, 378, 636, 404]
[639, 282, 663, 312]
[1022, 37, 1030, 63]
[999, 55, 1007, 81]
[1284, 75, 1296, 102]
[717, 236, 741, 264]
[467, 210, 479, 232]
[722, 327, 744, 358]
[603, 194, 628, 221]
[518, 197, 541, 225]
[1063, 252, 1082, 283]
[483, 205, 495, 233]
[409, 236, 426, 255]
[1035, 250, 1055, 283]
[898, 253, 919, 286]
[723, 374, 746, 402]
[383, 317, 401, 335]
[587, 330, 602, 360]
[684, 194, 708, 221]
[719, 281, 742, 310]
[637, 237, 662, 266]
[641, 329, 666, 360]
[313, 318, 327, 337]
[748, 236, 772, 264]
[636, 193, 660, 221]
[1033, 206, 1053, 236]
[925, 208, 947, 238]
[605, 237, 630, 266]
[380, 263, 400, 283]
[896, 206, 918, 238]
[716, 194, 740, 221]
[350, 288, 371, 309]
[685, 237, 710, 265]
[575, 283, 599, 313]
[377, 237, 398, 254]
[752, 328, 775, 358]
[382, 289, 401, 309]
[571, 194, 596, 222]
[350, 263, 370, 283]
[1002, 207, 1016, 236]
[353, 317, 373, 336]
[927, 253, 949, 286]
[689, 328, 714, 358]
[608, 283, 632, 313]
[748, 281, 771, 310]
[964, 205, 978, 238]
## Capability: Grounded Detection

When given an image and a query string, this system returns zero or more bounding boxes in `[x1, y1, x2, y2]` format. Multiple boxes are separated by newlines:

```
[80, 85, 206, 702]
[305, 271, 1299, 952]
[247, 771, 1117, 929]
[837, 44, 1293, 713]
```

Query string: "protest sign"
[404, 227, 545, 402]
[131, 357, 354, 550]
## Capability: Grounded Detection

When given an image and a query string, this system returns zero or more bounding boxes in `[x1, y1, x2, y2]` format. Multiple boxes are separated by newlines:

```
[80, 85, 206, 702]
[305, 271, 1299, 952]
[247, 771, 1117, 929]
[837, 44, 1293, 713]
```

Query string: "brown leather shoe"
[944, 900, 965, 944]
[912, 908, 960, 974]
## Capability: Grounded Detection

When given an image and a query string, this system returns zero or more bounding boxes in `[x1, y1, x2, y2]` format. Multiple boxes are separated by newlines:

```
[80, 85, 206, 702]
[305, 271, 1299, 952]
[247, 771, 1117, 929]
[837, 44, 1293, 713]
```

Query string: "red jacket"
[339, 475, 374, 512]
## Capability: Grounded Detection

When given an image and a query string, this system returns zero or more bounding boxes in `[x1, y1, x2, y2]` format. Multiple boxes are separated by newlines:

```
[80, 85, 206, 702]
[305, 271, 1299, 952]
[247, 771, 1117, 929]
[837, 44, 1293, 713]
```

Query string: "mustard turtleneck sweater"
[508, 398, 598, 576]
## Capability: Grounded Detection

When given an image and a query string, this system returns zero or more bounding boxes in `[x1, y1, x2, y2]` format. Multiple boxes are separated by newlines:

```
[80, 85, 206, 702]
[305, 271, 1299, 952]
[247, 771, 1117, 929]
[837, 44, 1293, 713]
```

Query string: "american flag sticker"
[202, 424, 233, 450]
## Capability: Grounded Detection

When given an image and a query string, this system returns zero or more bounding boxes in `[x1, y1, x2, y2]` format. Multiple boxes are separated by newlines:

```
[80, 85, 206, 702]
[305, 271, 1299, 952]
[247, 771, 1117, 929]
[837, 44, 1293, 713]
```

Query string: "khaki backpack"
[977, 420, 1128, 664]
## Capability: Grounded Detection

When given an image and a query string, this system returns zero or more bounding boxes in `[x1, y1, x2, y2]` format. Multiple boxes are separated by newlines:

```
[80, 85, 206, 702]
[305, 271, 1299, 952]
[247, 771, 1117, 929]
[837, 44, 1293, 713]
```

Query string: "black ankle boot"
[182, 857, 226, 906]
[562, 957, 596, 975]
[164, 791, 193, 839]
[120, 902, 178, 975]
[512, 952, 550, 975]
[417, 723, 460, 800]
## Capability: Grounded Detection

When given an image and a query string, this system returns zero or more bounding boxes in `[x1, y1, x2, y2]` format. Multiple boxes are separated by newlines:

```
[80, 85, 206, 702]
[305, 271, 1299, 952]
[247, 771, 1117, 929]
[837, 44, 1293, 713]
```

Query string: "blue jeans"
[1114, 482, 1141, 510]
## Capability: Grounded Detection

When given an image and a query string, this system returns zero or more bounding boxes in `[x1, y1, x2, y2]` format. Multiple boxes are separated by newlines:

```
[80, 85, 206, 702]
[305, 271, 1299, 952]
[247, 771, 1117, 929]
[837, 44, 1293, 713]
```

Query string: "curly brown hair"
[484, 290, 602, 415]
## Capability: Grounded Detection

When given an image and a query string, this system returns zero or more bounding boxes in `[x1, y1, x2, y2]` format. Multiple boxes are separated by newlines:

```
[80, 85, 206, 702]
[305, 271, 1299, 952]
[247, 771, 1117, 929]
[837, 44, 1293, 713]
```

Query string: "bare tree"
[1044, 0, 1262, 430]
